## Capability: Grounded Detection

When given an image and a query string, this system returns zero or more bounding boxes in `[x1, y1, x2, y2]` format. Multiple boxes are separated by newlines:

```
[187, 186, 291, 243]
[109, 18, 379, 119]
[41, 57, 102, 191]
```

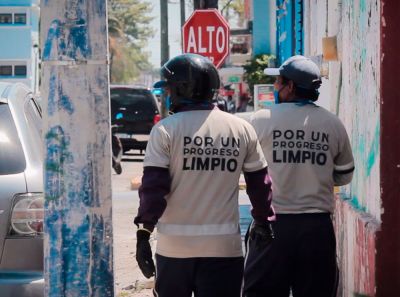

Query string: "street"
[112, 153, 153, 297]
[112, 152, 252, 297]
[0, 0, 396, 295]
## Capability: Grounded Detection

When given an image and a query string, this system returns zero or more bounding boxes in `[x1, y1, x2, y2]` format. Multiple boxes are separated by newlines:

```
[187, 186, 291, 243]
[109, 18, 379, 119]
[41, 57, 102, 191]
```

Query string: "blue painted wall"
[0, 30, 31, 59]
[253, 0, 271, 55]
[276, 0, 303, 65]
[0, 0, 38, 58]
[0, 0, 32, 6]
[294, 0, 303, 54]
[0, 0, 39, 90]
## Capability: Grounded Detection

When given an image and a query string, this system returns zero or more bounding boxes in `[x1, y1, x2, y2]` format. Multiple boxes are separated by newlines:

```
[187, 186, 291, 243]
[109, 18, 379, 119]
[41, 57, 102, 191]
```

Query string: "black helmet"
[154, 54, 220, 111]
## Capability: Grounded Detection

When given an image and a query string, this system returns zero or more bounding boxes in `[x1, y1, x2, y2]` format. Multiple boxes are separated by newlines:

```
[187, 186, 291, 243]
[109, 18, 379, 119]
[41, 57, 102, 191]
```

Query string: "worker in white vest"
[243, 55, 354, 297]
[134, 53, 274, 297]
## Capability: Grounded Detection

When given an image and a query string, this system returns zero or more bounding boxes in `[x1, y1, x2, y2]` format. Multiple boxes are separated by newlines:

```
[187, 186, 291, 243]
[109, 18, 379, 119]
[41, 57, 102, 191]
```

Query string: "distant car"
[110, 85, 161, 154]
[0, 83, 44, 296]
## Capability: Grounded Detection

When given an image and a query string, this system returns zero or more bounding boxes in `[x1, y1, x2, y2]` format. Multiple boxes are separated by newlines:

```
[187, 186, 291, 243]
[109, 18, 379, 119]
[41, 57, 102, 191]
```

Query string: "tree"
[108, 0, 154, 83]
[243, 54, 276, 96]
[220, 0, 245, 25]
[108, 15, 124, 80]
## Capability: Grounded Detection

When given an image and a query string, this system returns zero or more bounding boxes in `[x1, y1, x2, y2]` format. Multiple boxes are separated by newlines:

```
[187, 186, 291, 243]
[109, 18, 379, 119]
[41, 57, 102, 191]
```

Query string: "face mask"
[273, 90, 280, 104]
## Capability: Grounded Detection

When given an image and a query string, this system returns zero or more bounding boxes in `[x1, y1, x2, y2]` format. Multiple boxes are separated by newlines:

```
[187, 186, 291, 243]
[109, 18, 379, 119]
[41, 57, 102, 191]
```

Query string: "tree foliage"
[220, 0, 245, 25]
[108, 0, 154, 83]
[243, 54, 276, 96]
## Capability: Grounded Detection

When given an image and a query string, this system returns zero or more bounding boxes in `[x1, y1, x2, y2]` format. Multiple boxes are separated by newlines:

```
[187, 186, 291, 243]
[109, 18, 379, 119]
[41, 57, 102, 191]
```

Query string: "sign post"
[182, 9, 230, 68]
[253, 84, 275, 111]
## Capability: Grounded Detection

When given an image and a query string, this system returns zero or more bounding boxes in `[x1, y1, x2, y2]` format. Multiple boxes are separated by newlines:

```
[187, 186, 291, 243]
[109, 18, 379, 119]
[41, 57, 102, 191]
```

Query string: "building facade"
[252, 0, 276, 56]
[306, 1, 400, 295]
[0, 0, 39, 92]
[271, 0, 400, 295]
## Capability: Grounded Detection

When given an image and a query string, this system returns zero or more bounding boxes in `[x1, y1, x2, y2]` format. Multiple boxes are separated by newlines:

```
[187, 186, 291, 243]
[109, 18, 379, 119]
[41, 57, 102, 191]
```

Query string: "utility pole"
[41, 1, 113, 296]
[160, 0, 169, 117]
[180, 0, 186, 28]
[160, 0, 169, 65]
[194, 0, 218, 9]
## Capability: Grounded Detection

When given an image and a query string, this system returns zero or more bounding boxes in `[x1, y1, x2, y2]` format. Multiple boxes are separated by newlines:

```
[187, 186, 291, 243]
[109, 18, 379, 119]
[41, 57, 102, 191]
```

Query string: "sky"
[145, 0, 191, 68]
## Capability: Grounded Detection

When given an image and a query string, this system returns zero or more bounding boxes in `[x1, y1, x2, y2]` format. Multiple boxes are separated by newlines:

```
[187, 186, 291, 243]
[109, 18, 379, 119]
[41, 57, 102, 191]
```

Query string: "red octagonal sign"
[182, 9, 230, 68]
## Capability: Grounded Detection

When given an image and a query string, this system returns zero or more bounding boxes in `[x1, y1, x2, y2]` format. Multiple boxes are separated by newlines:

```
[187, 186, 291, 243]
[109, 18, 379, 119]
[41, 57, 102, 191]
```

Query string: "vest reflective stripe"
[157, 222, 239, 236]
[334, 161, 354, 171]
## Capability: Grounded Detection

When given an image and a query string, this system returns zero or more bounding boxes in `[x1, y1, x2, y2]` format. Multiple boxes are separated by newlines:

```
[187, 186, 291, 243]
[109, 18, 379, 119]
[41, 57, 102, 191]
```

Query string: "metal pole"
[160, 0, 169, 66]
[194, 0, 218, 9]
[180, 0, 186, 28]
[160, 0, 169, 118]
[41, 1, 113, 296]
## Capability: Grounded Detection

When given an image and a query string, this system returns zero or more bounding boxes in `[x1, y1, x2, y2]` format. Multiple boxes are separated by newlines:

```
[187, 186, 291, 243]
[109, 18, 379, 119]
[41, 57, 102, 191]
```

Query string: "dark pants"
[243, 213, 338, 297]
[154, 254, 244, 297]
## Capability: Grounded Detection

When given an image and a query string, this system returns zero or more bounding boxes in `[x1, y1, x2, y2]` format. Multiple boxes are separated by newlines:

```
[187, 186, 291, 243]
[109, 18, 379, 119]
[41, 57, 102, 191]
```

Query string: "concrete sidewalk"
[113, 191, 154, 297]
[113, 189, 252, 297]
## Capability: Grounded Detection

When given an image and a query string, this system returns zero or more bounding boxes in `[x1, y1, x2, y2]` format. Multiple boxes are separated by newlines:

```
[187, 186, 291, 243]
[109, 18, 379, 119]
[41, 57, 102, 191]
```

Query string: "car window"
[24, 97, 43, 155]
[0, 103, 26, 175]
[110, 88, 159, 116]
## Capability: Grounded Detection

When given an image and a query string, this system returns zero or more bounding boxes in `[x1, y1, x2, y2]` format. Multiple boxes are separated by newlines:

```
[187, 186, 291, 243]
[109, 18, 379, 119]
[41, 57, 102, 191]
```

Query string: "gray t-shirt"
[144, 107, 267, 258]
[251, 103, 354, 214]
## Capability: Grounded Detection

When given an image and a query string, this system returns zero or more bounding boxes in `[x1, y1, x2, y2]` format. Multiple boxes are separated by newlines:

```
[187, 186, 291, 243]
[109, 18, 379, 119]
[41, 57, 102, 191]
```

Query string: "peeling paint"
[41, 1, 113, 296]
[48, 71, 75, 116]
[335, 196, 379, 297]
[338, 0, 381, 219]
[366, 124, 379, 177]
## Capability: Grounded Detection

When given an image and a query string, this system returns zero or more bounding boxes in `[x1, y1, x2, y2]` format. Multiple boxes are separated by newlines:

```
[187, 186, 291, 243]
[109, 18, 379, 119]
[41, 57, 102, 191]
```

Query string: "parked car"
[0, 83, 44, 296]
[110, 85, 161, 154]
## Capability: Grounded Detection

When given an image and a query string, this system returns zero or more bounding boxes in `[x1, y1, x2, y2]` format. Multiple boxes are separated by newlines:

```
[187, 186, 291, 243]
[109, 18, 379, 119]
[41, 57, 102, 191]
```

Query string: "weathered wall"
[334, 198, 378, 296]
[304, 0, 381, 296]
[252, 0, 272, 55]
[339, 0, 381, 219]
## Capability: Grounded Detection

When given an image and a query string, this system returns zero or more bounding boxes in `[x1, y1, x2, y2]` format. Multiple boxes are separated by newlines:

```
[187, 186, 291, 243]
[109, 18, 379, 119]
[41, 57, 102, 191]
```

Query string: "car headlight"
[10, 193, 44, 236]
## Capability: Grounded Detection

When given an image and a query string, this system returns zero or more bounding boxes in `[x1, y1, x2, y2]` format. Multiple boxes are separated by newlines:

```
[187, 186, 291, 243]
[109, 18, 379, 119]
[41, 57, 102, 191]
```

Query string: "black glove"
[136, 229, 155, 278]
[248, 221, 275, 249]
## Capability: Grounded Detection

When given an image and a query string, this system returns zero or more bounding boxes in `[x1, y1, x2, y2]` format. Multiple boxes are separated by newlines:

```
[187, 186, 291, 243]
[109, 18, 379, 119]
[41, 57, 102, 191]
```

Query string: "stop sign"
[182, 9, 230, 68]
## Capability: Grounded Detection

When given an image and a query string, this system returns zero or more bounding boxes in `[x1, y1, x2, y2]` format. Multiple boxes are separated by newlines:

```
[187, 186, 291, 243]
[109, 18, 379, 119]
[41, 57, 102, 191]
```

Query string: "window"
[0, 64, 27, 77]
[0, 14, 12, 24]
[0, 12, 27, 25]
[14, 13, 27, 25]
[24, 98, 43, 156]
[110, 88, 159, 117]
[0, 66, 12, 76]
[0, 103, 26, 175]
[14, 65, 27, 76]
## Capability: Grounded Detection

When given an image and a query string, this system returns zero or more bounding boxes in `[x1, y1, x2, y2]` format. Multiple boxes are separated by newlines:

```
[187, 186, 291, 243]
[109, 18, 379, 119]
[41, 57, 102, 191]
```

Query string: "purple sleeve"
[134, 166, 171, 229]
[244, 167, 274, 223]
